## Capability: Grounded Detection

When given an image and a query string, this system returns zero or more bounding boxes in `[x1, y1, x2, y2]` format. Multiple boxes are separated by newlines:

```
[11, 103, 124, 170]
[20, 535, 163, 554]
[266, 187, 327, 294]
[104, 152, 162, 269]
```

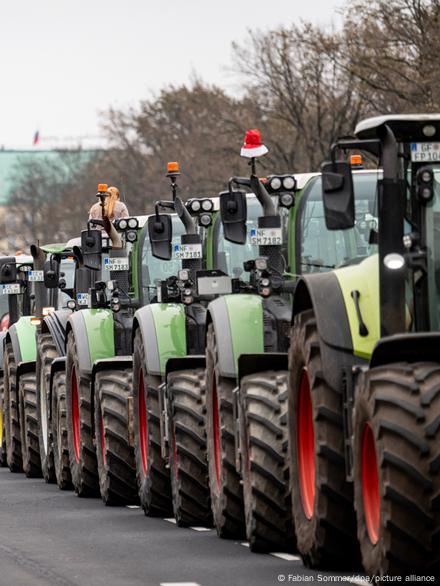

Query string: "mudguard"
[132, 303, 187, 377]
[42, 309, 72, 356]
[238, 353, 288, 383]
[166, 355, 205, 379]
[206, 295, 264, 379]
[370, 333, 440, 368]
[6, 318, 37, 365]
[66, 309, 115, 376]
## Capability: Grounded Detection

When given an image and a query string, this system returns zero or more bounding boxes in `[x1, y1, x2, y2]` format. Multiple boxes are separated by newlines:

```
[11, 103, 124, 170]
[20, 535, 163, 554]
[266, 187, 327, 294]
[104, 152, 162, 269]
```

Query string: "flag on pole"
[33, 130, 40, 146]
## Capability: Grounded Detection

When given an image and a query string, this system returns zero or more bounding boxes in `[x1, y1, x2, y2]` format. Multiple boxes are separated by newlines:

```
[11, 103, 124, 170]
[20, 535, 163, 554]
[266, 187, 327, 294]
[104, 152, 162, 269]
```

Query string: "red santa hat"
[240, 128, 268, 158]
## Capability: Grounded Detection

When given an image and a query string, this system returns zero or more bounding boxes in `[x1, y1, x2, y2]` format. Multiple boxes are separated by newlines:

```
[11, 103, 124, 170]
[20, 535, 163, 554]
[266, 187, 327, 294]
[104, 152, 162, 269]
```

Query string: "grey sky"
[1, 0, 339, 148]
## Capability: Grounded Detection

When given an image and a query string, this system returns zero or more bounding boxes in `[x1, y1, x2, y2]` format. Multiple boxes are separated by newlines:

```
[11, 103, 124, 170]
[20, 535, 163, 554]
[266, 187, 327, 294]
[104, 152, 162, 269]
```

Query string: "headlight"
[178, 269, 189, 282]
[67, 300, 76, 310]
[282, 176, 295, 190]
[270, 177, 282, 191]
[118, 219, 128, 230]
[201, 199, 213, 212]
[199, 213, 212, 227]
[279, 193, 294, 208]
[127, 217, 138, 229]
[383, 253, 405, 270]
[111, 297, 121, 312]
[190, 200, 201, 212]
[255, 257, 268, 271]
[182, 295, 194, 305]
[126, 230, 137, 242]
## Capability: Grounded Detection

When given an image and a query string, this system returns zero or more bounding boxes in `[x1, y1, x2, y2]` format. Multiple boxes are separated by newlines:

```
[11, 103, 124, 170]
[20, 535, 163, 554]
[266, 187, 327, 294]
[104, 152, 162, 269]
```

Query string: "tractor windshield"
[139, 217, 185, 304]
[300, 172, 379, 273]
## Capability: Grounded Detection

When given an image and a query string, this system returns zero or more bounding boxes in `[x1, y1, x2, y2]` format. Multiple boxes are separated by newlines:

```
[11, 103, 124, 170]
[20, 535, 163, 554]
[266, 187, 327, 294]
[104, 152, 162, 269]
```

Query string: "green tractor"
[203, 130, 381, 552]
[287, 114, 440, 576]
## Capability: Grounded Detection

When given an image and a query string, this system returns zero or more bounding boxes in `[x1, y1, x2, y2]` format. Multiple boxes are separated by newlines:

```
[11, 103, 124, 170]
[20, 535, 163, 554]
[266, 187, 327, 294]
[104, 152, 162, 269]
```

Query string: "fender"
[42, 309, 72, 356]
[6, 317, 37, 365]
[16, 361, 37, 388]
[48, 356, 66, 422]
[166, 355, 205, 379]
[238, 352, 288, 384]
[66, 309, 115, 376]
[0, 331, 7, 371]
[132, 303, 187, 377]
[370, 333, 440, 368]
[206, 295, 264, 379]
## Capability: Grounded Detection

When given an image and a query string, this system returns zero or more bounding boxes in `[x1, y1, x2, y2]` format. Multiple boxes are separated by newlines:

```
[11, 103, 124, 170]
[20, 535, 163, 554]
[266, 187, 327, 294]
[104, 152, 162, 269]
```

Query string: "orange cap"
[350, 154, 363, 166]
[167, 162, 180, 173]
[97, 183, 108, 192]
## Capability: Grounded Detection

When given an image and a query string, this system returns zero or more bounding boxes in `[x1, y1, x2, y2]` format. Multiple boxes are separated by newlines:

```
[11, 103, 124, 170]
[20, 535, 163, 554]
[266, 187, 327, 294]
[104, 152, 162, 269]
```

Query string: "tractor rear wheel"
[36, 333, 57, 483]
[353, 362, 440, 576]
[52, 370, 72, 490]
[205, 323, 245, 539]
[3, 342, 22, 472]
[19, 371, 42, 477]
[65, 332, 99, 496]
[133, 329, 172, 516]
[287, 310, 359, 569]
[94, 368, 137, 505]
[240, 370, 295, 552]
[167, 368, 212, 527]
[0, 377, 7, 466]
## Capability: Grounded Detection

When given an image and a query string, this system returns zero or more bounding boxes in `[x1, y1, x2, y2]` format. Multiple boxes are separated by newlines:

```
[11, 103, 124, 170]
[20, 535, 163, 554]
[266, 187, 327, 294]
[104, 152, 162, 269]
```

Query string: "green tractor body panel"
[224, 295, 264, 366]
[40, 243, 67, 254]
[149, 303, 187, 375]
[81, 309, 115, 365]
[14, 316, 38, 362]
[334, 254, 380, 359]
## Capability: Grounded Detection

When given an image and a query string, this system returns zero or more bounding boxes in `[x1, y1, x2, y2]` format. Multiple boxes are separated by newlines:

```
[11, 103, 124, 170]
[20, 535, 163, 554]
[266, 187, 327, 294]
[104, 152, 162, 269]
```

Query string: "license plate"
[0, 284, 20, 295]
[28, 270, 44, 282]
[76, 293, 89, 306]
[174, 243, 202, 259]
[410, 142, 440, 162]
[250, 228, 283, 246]
[104, 257, 129, 271]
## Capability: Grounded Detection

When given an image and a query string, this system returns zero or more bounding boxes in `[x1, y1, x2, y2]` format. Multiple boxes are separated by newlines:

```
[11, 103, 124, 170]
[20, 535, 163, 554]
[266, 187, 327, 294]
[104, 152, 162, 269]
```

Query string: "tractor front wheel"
[94, 368, 137, 505]
[205, 323, 245, 539]
[133, 329, 172, 516]
[0, 377, 7, 466]
[65, 332, 99, 496]
[167, 368, 212, 527]
[3, 342, 22, 472]
[287, 310, 359, 569]
[240, 370, 295, 552]
[52, 371, 72, 490]
[36, 333, 57, 483]
[353, 363, 440, 576]
[18, 371, 42, 477]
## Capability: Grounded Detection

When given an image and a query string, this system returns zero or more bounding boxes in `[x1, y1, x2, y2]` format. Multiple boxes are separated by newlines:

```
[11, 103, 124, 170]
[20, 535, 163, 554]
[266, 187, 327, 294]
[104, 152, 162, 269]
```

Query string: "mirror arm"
[175, 196, 196, 234]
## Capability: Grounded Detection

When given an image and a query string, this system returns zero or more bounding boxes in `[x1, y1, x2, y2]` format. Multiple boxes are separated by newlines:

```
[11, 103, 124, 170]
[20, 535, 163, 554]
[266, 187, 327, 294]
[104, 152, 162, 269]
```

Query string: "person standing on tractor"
[88, 186, 129, 222]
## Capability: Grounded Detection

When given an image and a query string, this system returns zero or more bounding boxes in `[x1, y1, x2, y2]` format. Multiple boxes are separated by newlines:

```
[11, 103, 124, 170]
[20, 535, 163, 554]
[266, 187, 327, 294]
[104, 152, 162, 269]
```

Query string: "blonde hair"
[105, 186, 120, 219]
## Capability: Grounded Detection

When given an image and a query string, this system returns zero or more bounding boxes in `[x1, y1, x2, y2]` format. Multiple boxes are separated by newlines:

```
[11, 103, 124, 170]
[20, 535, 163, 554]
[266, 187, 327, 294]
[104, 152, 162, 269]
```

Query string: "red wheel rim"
[138, 370, 148, 476]
[100, 415, 106, 466]
[361, 423, 380, 544]
[296, 368, 315, 520]
[71, 366, 81, 463]
[212, 373, 221, 487]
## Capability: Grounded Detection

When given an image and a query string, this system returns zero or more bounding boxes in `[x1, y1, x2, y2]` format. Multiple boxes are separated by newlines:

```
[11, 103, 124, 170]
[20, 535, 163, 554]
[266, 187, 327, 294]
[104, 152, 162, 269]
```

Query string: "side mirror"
[220, 190, 247, 244]
[321, 161, 355, 230]
[43, 258, 60, 288]
[0, 257, 17, 283]
[147, 214, 173, 260]
[81, 229, 103, 270]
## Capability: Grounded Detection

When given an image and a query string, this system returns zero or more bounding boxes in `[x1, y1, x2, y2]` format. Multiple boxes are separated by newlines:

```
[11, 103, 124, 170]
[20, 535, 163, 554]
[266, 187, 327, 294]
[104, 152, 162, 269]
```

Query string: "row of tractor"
[0, 117, 438, 578]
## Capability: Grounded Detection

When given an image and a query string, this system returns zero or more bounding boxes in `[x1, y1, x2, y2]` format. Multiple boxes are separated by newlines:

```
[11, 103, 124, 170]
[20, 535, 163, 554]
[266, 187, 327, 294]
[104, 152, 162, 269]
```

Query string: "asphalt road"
[0, 467, 367, 586]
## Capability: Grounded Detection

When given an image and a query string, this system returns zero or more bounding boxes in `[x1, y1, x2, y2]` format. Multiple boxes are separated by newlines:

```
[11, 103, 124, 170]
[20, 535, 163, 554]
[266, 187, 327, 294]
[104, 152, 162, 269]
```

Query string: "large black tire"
[287, 310, 360, 569]
[94, 368, 138, 505]
[353, 362, 440, 576]
[52, 371, 72, 490]
[3, 342, 22, 472]
[240, 370, 295, 552]
[205, 323, 245, 539]
[18, 371, 42, 477]
[36, 333, 57, 483]
[133, 329, 172, 516]
[65, 331, 99, 496]
[0, 375, 7, 466]
[167, 368, 212, 527]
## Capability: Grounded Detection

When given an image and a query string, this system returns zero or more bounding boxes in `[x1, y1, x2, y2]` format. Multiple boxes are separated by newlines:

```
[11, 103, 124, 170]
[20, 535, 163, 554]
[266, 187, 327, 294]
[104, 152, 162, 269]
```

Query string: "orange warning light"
[97, 183, 108, 192]
[350, 154, 363, 167]
[167, 162, 180, 174]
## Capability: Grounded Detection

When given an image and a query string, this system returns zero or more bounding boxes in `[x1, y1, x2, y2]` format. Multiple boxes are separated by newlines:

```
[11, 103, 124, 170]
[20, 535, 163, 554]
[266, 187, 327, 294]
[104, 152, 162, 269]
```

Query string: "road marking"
[240, 542, 250, 548]
[190, 527, 212, 532]
[269, 552, 301, 561]
[160, 583, 202, 586]
[164, 518, 177, 524]
[126, 505, 140, 509]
